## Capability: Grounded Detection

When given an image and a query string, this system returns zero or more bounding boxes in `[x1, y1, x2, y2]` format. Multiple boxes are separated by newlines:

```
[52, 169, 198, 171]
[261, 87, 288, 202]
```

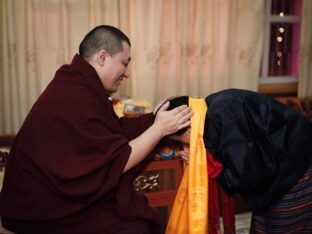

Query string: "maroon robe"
[0, 54, 160, 233]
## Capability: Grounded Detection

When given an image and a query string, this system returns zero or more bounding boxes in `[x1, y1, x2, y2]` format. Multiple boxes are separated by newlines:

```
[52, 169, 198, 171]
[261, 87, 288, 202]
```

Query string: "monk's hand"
[154, 103, 193, 137]
[153, 98, 168, 115]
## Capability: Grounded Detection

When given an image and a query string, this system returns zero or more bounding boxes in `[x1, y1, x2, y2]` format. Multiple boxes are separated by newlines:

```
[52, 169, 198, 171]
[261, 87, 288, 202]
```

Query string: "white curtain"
[0, 0, 264, 134]
[127, 0, 263, 101]
[298, 0, 312, 97]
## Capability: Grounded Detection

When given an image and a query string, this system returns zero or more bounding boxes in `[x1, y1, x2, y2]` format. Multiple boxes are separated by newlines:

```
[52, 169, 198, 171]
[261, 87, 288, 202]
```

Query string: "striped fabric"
[250, 167, 312, 233]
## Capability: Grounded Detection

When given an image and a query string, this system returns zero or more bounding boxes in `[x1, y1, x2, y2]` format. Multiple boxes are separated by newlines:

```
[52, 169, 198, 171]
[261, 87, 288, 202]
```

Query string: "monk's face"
[99, 42, 131, 93]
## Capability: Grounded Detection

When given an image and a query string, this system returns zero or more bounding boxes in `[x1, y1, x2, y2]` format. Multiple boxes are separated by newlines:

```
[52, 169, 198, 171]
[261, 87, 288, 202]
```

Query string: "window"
[260, 0, 301, 95]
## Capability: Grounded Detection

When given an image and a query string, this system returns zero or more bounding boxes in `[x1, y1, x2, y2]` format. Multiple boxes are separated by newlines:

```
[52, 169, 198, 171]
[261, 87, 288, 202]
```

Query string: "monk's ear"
[96, 50, 109, 66]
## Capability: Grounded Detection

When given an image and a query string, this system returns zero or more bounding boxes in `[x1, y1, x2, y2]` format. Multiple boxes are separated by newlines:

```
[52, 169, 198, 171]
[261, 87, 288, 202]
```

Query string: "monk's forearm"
[123, 104, 192, 172]
[124, 124, 163, 172]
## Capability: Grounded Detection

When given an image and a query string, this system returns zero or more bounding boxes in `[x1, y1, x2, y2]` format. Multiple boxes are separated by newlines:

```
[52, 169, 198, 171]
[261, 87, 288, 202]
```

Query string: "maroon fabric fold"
[221, 189, 236, 234]
[208, 179, 220, 234]
[0, 54, 159, 233]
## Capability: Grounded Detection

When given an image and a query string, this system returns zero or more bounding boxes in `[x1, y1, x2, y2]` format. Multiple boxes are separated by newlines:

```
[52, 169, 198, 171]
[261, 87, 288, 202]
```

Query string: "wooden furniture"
[259, 83, 298, 97]
[276, 96, 312, 121]
[133, 159, 184, 233]
[0, 135, 15, 189]
[0, 135, 15, 152]
[0, 135, 16, 233]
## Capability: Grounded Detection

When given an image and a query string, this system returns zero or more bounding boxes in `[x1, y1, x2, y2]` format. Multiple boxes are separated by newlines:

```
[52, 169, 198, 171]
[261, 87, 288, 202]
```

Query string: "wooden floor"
[234, 212, 252, 233]
[220, 212, 252, 234]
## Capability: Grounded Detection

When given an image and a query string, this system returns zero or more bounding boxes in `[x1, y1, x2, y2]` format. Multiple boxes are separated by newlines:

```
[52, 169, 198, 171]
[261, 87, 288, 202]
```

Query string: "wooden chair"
[0, 135, 16, 234]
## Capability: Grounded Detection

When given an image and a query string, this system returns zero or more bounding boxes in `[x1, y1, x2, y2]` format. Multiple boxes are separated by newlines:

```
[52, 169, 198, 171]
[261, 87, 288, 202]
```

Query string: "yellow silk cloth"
[166, 98, 208, 234]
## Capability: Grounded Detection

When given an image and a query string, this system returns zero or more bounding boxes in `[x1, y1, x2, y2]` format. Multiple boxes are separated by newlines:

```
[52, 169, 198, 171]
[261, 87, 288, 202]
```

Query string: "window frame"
[260, 0, 301, 85]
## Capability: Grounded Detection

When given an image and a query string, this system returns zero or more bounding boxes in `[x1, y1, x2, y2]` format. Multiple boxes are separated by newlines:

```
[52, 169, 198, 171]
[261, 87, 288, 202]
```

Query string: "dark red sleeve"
[118, 113, 155, 140]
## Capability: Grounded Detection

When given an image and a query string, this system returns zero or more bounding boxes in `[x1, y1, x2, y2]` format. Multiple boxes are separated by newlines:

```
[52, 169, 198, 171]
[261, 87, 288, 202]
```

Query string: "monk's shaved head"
[79, 25, 131, 60]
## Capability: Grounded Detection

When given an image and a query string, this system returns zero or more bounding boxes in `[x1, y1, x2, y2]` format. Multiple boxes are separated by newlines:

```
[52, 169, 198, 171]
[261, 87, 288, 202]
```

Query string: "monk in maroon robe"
[0, 25, 192, 234]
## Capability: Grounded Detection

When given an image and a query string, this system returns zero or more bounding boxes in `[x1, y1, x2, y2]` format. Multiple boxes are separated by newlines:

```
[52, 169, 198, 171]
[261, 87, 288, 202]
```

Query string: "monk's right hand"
[153, 102, 192, 137]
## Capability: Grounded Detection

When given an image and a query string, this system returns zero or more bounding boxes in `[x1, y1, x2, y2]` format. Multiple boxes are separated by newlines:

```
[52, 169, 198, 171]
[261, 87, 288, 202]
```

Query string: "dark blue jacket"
[204, 89, 312, 214]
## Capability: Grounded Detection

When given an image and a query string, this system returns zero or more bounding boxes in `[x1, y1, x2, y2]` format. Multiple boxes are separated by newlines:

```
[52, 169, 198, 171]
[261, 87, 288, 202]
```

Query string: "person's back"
[204, 88, 312, 213]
